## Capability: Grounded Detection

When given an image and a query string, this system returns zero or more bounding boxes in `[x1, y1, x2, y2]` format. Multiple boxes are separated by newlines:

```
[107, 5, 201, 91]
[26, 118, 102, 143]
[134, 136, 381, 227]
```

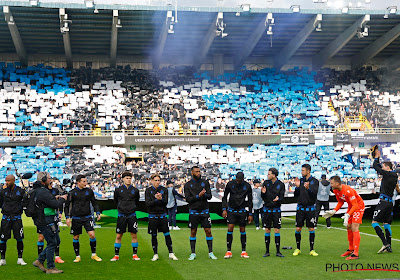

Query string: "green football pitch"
[1, 213, 400, 280]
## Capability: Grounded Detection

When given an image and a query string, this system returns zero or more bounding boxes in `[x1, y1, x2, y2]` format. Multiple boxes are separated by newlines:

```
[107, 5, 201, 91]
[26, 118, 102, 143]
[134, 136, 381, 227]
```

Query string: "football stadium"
[0, 0, 400, 279]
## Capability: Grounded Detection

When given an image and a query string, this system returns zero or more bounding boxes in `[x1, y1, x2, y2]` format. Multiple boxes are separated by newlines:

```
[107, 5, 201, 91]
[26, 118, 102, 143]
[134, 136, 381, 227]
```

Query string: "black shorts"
[117, 215, 138, 234]
[227, 210, 248, 227]
[296, 209, 316, 228]
[262, 208, 282, 229]
[189, 212, 212, 229]
[0, 216, 24, 241]
[148, 215, 169, 234]
[373, 200, 393, 224]
[70, 217, 94, 235]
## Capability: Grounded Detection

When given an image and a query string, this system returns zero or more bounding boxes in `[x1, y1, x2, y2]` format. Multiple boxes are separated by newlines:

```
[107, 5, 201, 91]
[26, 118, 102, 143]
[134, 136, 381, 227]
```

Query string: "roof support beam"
[3, 6, 28, 66]
[312, 16, 367, 70]
[59, 8, 73, 68]
[351, 23, 400, 70]
[152, 12, 171, 70]
[274, 14, 321, 70]
[110, 10, 119, 68]
[233, 14, 269, 70]
[194, 13, 218, 70]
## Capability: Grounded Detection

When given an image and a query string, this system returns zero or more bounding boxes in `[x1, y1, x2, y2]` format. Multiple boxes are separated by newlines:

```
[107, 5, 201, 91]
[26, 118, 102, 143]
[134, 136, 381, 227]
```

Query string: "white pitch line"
[91, 226, 304, 230]
[282, 217, 400, 243]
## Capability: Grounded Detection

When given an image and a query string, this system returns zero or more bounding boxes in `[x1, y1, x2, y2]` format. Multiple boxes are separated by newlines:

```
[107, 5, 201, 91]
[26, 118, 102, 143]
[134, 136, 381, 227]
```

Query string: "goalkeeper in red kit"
[322, 176, 365, 260]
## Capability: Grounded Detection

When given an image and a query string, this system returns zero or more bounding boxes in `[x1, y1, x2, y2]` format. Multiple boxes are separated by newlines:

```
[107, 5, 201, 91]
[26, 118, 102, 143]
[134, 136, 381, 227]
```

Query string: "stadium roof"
[0, 1, 400, 70]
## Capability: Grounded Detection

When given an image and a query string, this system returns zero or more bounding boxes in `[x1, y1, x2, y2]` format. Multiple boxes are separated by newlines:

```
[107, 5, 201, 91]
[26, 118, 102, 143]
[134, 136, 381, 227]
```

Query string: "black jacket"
[145, 185, 168, 214]
[66, 187, 100, 218]
[222, 180, 253, 213]
[261, 179, 285, 208]
[184, 178, 211, 211]
[33, 181, 65, 227]
[114, 184, 140, 215]
[48, 187, 64, 214]
[294, 176, 319, 206]
[373, 158, 398, 197]
[0, 185, 24, 216]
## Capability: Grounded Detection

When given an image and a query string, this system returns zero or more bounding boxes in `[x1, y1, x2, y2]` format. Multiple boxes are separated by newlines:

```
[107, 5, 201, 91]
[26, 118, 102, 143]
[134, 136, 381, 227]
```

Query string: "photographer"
[32, 172, 67, 274]
[37, 177, 66, 263]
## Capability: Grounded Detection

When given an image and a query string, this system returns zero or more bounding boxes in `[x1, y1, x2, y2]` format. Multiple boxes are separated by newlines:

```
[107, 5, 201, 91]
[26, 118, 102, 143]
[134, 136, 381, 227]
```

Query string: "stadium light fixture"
[168, 24, 174, 33]
[241, 4, 250, 12]
[265, 13, 274, 35]
[29, 0, 38, 6]
[290, 5, 300, 12]
[388, 6, 397, 14]
[357, 15, 369, 38]
[116, 19, 122, 28]
[215, 12, 227, 38]
[265, 13, 275, 35]
[85, 0, 94, 8]
[342, 6, 349, 13]
[365, 0, 371, 3]
[316, 22, 322, 32]
[93, 9, 99, 13]
[167, 10, 173, 19]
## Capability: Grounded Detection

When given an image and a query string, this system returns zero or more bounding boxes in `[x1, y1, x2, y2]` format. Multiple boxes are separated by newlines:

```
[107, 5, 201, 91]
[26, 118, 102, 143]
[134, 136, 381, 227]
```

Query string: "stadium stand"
[321, 68, 400, 129]
[0, 146, 72, 184]
[1, 64, 342, 135]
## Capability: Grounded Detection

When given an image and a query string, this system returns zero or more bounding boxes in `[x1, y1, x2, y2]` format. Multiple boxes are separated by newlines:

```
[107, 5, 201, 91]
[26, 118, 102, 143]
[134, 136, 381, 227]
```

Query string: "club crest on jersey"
[201, 182, 205, 187]
[131, 190, 135, 194]
[16, 191, 20, 196]
[276, 185, 280, 190]
[85, 191, 89, 196]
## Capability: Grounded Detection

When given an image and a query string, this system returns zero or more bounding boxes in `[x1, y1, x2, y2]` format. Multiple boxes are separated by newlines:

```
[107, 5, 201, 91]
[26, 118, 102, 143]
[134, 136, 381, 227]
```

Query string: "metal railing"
[2, 127, 400, 137]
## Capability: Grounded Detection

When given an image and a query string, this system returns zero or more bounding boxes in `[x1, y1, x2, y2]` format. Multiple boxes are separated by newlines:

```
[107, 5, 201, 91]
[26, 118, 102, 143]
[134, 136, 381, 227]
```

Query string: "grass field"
[1, 214, 400, 280]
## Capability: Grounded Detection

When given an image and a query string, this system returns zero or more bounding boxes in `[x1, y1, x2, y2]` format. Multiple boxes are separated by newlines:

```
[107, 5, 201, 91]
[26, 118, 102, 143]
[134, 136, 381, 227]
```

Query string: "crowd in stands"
[319, 68, 400, 128]
[5, 63, 400, 136]
[2, 63, 400, 135]
[3, 140, 396, 201]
